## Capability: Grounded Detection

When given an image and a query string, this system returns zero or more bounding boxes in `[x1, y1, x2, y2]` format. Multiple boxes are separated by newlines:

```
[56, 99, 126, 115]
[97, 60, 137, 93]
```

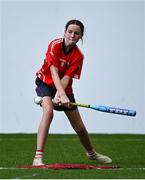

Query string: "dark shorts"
[35, 77, 77, 111]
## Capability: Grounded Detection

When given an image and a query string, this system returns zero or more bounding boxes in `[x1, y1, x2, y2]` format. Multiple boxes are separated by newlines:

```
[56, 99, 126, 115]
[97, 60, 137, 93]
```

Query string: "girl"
[33, 19, 112, 165]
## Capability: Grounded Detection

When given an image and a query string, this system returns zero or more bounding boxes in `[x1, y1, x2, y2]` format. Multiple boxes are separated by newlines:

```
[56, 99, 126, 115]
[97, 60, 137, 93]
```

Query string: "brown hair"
[65, 19, 84, 37]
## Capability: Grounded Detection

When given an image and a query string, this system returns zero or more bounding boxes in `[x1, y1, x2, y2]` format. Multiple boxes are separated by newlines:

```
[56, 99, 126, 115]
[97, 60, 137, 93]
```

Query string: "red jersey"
[36, 38, 84, 94]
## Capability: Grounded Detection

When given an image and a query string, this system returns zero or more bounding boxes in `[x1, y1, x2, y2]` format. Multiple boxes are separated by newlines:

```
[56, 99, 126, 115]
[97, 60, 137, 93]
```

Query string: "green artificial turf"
[0, 134, 145, 179]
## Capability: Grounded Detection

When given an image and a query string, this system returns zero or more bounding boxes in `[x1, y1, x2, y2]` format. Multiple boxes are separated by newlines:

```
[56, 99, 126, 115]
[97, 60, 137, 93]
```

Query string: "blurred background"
[0, 0, 144, 134]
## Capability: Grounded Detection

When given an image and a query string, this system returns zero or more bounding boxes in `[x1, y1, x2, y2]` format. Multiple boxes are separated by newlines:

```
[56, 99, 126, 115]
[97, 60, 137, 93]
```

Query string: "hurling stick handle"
[70, 102, 90, 108]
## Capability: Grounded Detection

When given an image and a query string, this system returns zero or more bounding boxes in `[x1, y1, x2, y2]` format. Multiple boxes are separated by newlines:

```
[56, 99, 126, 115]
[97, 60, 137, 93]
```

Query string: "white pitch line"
[119, 168, 145, 170]
[0, 167, 16, 170]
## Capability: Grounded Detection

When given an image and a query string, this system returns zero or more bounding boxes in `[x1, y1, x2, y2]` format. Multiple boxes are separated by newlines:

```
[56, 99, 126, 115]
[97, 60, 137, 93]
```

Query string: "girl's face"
[64, 24, 82, 47]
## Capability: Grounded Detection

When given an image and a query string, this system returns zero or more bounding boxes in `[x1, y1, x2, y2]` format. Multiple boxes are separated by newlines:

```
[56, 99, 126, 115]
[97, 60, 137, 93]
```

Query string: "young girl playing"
[33, 19, 112, 166]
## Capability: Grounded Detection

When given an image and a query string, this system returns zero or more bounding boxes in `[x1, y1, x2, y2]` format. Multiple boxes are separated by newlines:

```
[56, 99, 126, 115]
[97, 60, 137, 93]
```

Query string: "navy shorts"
[35, 77, 77, 111]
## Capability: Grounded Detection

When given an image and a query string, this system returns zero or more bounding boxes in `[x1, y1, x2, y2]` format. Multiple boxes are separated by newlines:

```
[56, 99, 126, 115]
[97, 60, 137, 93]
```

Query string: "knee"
[43, 107, 54, 122]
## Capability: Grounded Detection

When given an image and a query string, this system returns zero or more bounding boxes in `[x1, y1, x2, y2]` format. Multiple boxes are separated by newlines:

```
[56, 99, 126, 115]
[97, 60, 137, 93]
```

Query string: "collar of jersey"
[62, 38, 76, 55]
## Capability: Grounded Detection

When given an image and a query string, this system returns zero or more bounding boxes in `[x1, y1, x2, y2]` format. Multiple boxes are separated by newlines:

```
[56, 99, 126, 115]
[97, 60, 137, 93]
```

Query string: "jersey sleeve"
[65, 57, 84, 79]
[45, 41, 60, 68]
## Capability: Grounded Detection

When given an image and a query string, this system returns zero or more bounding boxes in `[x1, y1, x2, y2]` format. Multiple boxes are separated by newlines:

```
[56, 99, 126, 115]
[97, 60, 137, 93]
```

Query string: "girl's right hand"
[52, 92, 61, 106]
[59, 94, 70, 107]
[52, 92, 70, 107]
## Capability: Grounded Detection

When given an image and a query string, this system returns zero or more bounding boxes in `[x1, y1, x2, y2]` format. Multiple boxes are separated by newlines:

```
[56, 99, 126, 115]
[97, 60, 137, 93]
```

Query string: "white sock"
[34, 149, 44, 159]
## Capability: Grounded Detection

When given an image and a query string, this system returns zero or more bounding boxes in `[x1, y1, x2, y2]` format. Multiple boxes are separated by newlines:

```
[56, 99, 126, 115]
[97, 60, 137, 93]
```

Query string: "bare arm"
[50, 65, 71, 105]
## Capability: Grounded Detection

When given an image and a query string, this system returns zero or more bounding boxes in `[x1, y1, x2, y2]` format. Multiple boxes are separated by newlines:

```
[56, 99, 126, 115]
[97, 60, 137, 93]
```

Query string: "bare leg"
[65, 109, 94, 152]
[37, 96, 54, 150]
[65, 109, 112, 163]
[33, 96, 54, 165]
